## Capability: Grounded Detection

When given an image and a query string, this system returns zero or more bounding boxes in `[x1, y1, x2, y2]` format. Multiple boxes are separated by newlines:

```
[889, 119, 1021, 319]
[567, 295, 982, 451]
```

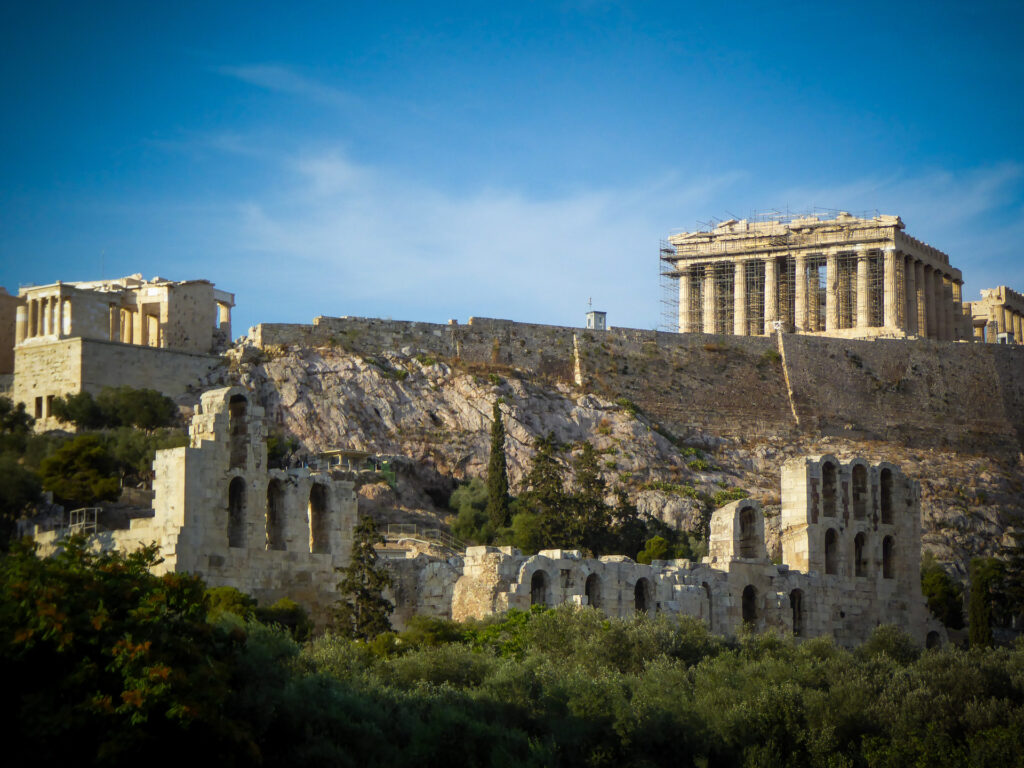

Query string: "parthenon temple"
[662, 212, 972, 341]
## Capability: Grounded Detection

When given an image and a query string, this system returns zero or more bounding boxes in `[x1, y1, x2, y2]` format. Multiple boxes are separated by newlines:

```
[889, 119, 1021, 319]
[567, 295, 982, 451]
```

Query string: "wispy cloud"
[217, 64, 360, 111]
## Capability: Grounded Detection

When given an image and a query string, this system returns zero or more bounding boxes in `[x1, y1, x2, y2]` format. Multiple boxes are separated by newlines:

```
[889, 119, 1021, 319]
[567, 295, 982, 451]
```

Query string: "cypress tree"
[333, 515, 394, 640]
[485, 400, 511, 528]
[521, 432, 570, 547]
[968, 557, 1004, 648]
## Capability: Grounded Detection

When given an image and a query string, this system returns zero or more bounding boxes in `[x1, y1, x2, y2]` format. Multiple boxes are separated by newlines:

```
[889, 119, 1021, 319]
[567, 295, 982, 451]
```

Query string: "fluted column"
[825, 250, 839, 331]
[42, 297, 52, 336]
[733, 261, 747, 335]
[794, 254, 808, 332]
[764, 258, 779, 334]
[703, 267, 716, 335]
[1014, 312, 1023, 344]
[904, 256, 918, 336]
[915, 261, 927, 336]
[678, 269, 691, 334]
[883, 248, 902, 330]
[856, 252, 871, 328]
[923, 267, 936, 338]
[15, 304, 27, 344]
[941, 278, 954, 341]
[55, 295, 63, 339]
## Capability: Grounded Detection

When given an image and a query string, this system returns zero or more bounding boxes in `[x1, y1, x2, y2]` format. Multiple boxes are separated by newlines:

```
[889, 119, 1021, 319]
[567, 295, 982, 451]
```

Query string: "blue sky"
[2, 1, 1023, 334]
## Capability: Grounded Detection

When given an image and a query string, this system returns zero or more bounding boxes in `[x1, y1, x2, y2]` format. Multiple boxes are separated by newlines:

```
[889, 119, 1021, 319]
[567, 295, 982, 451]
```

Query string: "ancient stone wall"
[251, 315, 1024, 452]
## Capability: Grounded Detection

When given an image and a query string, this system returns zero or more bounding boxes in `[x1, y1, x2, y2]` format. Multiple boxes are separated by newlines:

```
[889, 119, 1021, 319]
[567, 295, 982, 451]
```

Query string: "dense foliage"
[5, 540, 1024, 766]
[50, 386, 179, 431]
[484, 400, 510, 528]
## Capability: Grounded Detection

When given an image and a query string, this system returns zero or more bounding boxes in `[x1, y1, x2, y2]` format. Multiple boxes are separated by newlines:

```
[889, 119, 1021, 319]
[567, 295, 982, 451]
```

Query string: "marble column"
[42, 297, 51, 336]
[941, 278, 954, 341]
[807, 258, 821, 331]
[764, 258, 779, 334]
[883, 248, 902, 330]
[15, 305, 27, 344]
[703, 266, 717, 335]
[678, 269, 691, 334]
[826, 250, 839, 331]
[54, 294, 63, 340]
[904, 256, 918, 336]
[1014, 312, 1023, 344]
[915, 261, 927, 337]
[794, 254, 808, 332]
[734, 261, 747, 335]
[923, 267, 937, 338]
[856, 252, 871, 328]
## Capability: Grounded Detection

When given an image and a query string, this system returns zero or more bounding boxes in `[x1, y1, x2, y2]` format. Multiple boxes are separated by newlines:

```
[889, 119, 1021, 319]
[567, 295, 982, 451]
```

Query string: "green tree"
[0, 396, 34, 454]
[0, 453, 41, 550]
[50, 390, 106, 430]
[969, 557, 1005, 647]
[334, 515, 394, 640]
[450, 478, 491, 544]
[51, 387, 178, 431]
[485, 400, 510, 529]
[519, 433, 572, 548]
[571, 441, 614, 555]
[609, 487, 648, 558]
[921, 553, 965, 629]
[39, 433, 120, 508]
[637, 535, 671, 564]
[1, 537, 252, 763]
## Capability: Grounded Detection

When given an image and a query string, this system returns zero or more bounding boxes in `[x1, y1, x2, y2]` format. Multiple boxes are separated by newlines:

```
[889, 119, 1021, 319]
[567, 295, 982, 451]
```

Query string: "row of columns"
[16, 295, 70, 343]
[979, 306, 1024, 343]
[677, 249, 961, 339]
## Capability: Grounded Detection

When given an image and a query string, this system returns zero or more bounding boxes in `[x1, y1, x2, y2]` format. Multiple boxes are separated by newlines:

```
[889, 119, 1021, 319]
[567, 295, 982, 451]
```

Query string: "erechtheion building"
[966, 286, 1024, 345]
[26, 388, 944, 647]
[11, 275, 232, 428]
[662, 212, 971, 342]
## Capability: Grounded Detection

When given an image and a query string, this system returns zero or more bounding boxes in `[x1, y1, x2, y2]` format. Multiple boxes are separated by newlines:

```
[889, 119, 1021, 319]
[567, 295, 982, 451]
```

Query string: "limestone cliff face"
[221, 329, 1024, 572]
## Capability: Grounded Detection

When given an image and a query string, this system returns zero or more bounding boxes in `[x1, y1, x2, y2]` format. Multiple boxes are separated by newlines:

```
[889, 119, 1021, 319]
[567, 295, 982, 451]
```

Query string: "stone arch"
[308, 483, 330, 554]
[634, 578, 652, 614]
[880, 468, 894, 524]
[852, 463, 868, 520]
[854, 532, 868, 577]
[739, 506, 757, 558]
[825, 527, 839, 575]
[822, 461, 837, 518]
[926, 631, 941, 649]
[530, 570, 550, 606]
[228, 394, 248, 470]
[228, 476, 246, 548]
[790, 588, 805, 636]
[584, 573, 601, 609]
[883, 535, 895, 579]
[702, 581, 713, 631]
[742, 584, 757, 625]
[266, 478, 286, 551]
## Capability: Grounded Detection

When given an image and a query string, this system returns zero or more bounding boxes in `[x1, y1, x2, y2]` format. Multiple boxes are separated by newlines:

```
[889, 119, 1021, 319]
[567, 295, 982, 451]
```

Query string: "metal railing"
[68, 507, 100, 535]
[385, 523, 465, 553]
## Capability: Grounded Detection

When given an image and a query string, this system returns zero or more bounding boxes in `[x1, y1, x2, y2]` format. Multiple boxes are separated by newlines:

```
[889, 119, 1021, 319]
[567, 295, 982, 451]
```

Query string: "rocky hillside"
[214, 334, 1024, 574]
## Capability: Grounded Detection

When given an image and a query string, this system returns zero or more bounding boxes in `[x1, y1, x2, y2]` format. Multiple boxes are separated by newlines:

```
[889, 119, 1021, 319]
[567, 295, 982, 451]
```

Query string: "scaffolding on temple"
[658, 240, 679, 332]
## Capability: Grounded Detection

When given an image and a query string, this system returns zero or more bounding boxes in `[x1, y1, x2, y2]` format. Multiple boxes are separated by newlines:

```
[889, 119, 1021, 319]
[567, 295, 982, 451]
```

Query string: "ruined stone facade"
[32, 387, 360, 619]
[662, 213, 971, 342]
[10, 274, 231, 429]
[967, 286, 1024, 345]
[28, 392, 944, 646]
[452, 455, 943, 648]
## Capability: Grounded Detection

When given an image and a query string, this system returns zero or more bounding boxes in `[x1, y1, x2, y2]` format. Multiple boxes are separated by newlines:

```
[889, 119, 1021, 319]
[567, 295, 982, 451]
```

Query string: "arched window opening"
[790, 589, 805, 636]
[854, 532, 868, 577]
[742, 585, 757, 626]
[228, 476, 246, 548]
[825, 528, 839, 575]
[266, 479, 286, 551]
[822, 462, 837, 518]
[634, 578, 652, 614]
[926, 631, 941, 649]
[308, 483, 330, 554]
[883, 536, 895, 579]
[881, 469, 894, 524]
[228, 394, 248, 470]
[584, 573, 601, 609]
[852, 464, 868, 520]
[738, 507, 757, 558]
[702, 582, 713, 631]
[530, 570, 549, 606]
